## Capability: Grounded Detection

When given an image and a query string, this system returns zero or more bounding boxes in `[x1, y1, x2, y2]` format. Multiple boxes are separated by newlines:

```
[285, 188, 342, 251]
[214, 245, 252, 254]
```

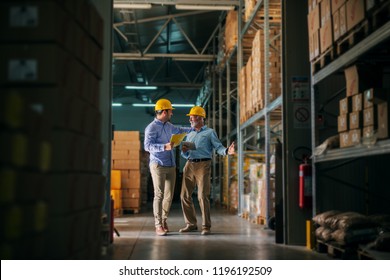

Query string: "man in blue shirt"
[144, 99, 192, 236]
[179, 106, 235, 235]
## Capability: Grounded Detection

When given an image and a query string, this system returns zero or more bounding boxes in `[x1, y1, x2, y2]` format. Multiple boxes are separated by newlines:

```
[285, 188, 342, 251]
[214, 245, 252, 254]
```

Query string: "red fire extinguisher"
[299, 156, 312, 209]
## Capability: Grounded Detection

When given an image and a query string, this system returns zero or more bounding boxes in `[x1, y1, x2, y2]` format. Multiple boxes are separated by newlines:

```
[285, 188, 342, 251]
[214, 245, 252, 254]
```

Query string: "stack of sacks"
[313, 210, 380, 246]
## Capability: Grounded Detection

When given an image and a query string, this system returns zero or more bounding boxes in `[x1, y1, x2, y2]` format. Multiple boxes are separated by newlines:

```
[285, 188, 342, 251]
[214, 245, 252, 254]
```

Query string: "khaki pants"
[150, 163, 176, 227]
[180, 160, 211, 229]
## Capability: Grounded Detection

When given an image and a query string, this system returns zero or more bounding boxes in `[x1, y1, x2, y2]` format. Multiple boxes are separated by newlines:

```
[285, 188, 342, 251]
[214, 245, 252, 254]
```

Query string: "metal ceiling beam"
[113, 82, 203, 88]
[113, 53, 215, 61]
[114, 11, 215, 26]
[114, 0, 239, 6]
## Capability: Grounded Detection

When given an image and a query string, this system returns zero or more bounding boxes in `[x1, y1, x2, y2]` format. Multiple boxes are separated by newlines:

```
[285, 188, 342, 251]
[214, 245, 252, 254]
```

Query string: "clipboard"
[170, 133, 187, 147]
[182, 141, 196, 150]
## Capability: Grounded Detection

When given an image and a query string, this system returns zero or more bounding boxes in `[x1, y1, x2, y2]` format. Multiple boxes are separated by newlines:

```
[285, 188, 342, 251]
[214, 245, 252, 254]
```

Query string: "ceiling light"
[171, 104, 195, 107]
[125, 85, 157, 90]
[112, 103, 123, 106]
[132, 103, 195, 108]
[114, 3, 152, 9]
[175, 4, 235, 11]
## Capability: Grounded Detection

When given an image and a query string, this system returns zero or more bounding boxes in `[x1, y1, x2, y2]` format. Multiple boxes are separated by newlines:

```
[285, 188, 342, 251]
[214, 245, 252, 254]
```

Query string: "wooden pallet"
[336, 20, 370, 56]
[316, 240, 358, 259]
[311, 46, 336, 73]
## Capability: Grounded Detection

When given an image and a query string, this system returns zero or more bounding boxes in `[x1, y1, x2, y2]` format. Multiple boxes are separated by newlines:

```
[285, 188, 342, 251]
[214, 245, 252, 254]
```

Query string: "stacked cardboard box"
[223, 154, 264, 213]
[308, 0, 387, 63]
[239, 27, 281, 124]
[111, 131, 145, 212]
[224, 10, 238, 55]
[248, 162, 275, 224]
[0, 0, 105, 259]
[339, 65, 388, 147]
[252, 28, 282, 109]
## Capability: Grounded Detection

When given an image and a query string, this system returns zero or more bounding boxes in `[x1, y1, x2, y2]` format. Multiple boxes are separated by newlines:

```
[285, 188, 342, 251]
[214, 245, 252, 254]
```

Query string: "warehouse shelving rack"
[310, 19, 390, 215]
[213, 0, 282, 224]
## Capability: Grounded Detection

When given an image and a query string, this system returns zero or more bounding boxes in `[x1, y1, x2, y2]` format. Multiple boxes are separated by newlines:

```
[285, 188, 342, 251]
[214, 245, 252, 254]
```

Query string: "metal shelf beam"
[314, 139, 390, 163]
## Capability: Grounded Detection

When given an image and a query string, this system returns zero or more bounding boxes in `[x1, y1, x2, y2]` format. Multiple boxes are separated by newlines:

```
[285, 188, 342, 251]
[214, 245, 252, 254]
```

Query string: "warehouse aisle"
[103, 203, 330, 260]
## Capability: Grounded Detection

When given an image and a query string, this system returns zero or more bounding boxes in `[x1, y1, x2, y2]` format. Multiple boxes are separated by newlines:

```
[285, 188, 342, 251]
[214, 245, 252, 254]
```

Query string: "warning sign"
[293, 103, 311, 129]
[291, 76, 310, 101]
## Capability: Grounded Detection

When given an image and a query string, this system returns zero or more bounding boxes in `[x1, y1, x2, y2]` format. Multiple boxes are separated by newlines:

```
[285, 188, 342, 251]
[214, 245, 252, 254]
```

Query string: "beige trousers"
[150, 163, 176, 227]
[180, 160, 212, 229]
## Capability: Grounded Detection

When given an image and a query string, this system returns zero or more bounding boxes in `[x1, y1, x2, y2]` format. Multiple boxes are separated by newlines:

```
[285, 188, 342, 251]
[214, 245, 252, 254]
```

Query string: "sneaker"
[162, 221, 169, 232]
[179, 224, 198, 233]
[201, 228, 211, 235]
[156, 226, 167, 236]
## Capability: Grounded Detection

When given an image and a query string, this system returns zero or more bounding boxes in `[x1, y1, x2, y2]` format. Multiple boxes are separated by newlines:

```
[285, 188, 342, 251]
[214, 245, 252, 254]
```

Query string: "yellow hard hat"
[155, 99, 174, 111]
[186, 106, 206, 118]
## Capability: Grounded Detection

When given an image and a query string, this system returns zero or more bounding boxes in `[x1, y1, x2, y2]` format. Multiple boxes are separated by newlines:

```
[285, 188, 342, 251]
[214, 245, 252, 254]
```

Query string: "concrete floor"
[103, 203, 331, 260]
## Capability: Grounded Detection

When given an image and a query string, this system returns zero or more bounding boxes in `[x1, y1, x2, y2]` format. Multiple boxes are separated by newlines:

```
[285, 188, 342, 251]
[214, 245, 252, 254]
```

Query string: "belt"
[188, 158, 211, 162]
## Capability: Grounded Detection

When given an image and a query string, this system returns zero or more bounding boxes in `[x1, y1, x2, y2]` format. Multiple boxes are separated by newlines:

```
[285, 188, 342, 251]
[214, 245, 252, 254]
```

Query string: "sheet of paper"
[182, 141, 196, 150]
[170, 133, 187, 147]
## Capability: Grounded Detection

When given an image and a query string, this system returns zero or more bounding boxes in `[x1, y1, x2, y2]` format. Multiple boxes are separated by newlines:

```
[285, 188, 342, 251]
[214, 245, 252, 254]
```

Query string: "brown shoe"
[162, 220, 169, 232]
[201, 228, 211, 235]
[156, 226, 167, 236]
[179, 224, 198, 233]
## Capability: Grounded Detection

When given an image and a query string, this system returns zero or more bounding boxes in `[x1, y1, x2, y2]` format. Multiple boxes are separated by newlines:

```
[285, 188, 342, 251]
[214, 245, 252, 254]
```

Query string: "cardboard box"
[346, 0, 365, 31]
[344, 65, 359, 96]
[0, 2, 78, 56]
[0, 44, 89, 98]
[112, 159, 140, 170]
[363, 106, 377, 127]
[313, 30, 320, 58]
[340, 131, 351, 147]
[307, 4, 320, 35]
[349, 129, 361, 145]
[0, 169, 45, 204]
[349, 111, 363, 129]
[352, 93, 363, 111]
[338, 114, 349, 132]
[320, 19, 333, 53]
[309, 0, 318, 12]
[122, 198, 141, 209]
[122, 188, 141, 199]
[333, 9, 341, 41]
[0, 131, 50, 171]
[339, 4, 347, 36]
[121, 177, 141, 188]
[340, 96, 352, 115]
[377, 102, 390, 139]
[320, 0, 332, 26]
[113, 140, 141, 151]
[332, 0, 347, 13]
[114, 131, 140, 141]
